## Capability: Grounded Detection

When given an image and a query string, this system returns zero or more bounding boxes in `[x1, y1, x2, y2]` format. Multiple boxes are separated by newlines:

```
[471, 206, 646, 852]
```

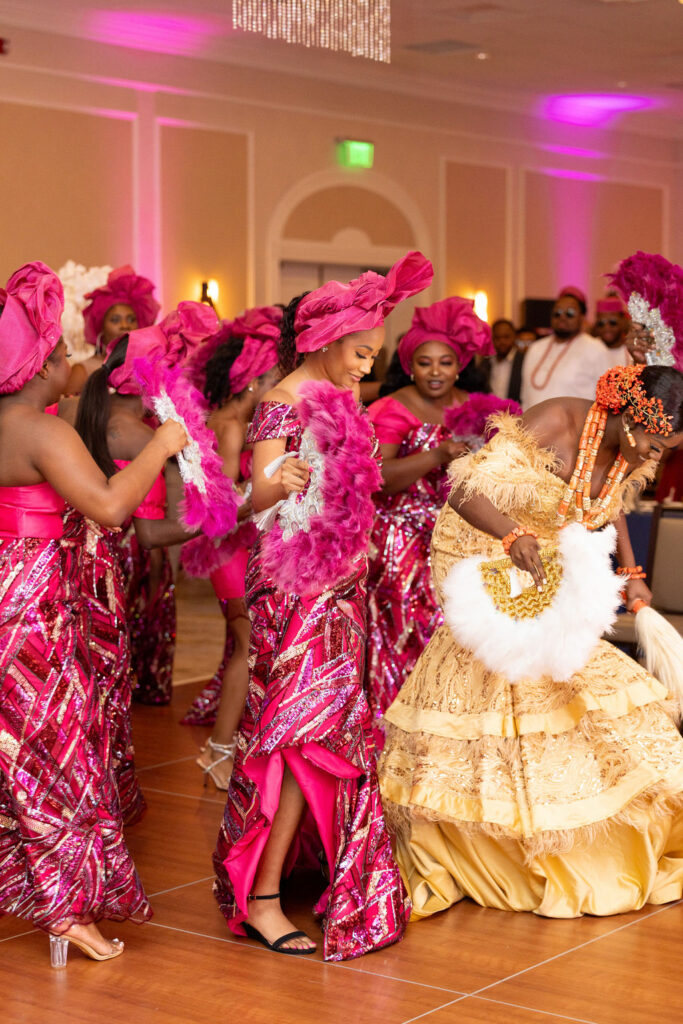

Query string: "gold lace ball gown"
[378, 416, 683, 919]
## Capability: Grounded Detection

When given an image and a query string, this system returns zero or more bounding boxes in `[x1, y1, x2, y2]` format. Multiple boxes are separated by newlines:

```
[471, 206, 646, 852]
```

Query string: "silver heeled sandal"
[196, 737, 236, 791]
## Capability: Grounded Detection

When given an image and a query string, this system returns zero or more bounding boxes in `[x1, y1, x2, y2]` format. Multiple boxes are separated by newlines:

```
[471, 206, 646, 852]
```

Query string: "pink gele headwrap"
[82, 264, 160, 346]
[108, 300, 219, 395]
[398, 296, 493, 374]
[294, 251, 433, 353]
[596, 297, 627, 315]
[229, 336, 280, 393]
[188, 304, 282, 395]
[0, 261, 64, 394]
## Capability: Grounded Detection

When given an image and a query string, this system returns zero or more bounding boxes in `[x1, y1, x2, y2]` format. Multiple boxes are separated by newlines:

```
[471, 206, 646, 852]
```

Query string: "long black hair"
[75, 334, 129, 478]
[640, 365, 683, 433]
[278, 292, 309, 375]
[204, 336, 247, 407]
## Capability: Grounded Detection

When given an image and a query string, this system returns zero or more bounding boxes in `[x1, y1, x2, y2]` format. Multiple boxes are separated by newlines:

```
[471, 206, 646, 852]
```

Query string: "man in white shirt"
[521, 289, 614, 409]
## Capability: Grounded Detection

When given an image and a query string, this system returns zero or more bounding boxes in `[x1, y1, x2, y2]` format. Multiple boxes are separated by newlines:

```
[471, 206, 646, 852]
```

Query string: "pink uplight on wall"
[541, 93, 656, 127]
[537, 167, 606, 183]
[85, 11, 220, 57]
[539, 144, 606, 160]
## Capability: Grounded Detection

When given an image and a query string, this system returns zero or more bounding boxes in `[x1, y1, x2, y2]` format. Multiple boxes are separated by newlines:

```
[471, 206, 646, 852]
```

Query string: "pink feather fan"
[260, 380, 382, 597]
[133, 355, 239, 538]
[444, 394, 522, 438]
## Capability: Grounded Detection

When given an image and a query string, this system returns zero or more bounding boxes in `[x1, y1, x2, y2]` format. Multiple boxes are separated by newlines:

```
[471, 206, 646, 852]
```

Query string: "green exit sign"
[336, 139, 374, 168]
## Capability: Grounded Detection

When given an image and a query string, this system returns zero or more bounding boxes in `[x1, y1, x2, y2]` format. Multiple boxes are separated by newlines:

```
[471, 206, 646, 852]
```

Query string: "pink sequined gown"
[115, 467, 176, 706]
[364, 397, 454, 734]
[0, 483, 151, 932]
[213, 401, 410, 961]
[182, 451, 253, 727]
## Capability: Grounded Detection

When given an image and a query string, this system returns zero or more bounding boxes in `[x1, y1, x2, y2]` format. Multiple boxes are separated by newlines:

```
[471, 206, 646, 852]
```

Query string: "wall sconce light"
[200, 279, 220, 313]
[473, 290, 488, 322]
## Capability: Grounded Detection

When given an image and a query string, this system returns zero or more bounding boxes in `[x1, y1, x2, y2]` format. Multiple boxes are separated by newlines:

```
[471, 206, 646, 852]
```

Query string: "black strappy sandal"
[243, 893, 316, 956]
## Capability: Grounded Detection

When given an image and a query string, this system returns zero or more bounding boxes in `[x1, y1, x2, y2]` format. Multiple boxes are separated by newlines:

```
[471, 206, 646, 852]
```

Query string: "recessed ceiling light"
[476, 51, 490, 60]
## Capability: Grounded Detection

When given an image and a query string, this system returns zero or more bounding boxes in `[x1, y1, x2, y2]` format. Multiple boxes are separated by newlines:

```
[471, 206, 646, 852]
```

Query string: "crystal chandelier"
[232, 1, 391, 63]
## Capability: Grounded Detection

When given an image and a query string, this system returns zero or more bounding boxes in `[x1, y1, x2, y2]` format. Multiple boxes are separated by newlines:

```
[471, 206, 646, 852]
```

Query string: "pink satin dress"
[0, 482, 151, 932]
[212, 401, 410, 961]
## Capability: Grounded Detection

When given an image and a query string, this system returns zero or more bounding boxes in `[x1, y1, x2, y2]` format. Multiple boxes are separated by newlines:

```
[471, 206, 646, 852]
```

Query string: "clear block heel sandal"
[49, 932, 124, 967]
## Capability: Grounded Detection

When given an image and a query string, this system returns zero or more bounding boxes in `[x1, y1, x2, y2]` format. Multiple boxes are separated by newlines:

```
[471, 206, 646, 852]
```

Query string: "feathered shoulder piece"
[447, 413, 559, 518]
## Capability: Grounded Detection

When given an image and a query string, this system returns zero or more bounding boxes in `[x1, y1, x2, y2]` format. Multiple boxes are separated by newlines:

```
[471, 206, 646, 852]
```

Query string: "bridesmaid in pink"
[74, 307, 215, 819]
[0, 263, 187, 966]
[213, 252, 433, 961]
[365, 297, 521, 738]
[181, 307, 282, 790]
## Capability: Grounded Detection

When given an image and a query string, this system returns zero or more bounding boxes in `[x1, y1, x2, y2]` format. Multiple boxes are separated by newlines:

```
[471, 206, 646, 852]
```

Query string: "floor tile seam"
[146, 921, 468, 996]
[141, 784, 225, 804]
[469, 899, 683, 997]
[0, 929, 35, 944]
[332, 959, 467, 996]
[148, 875, 215, 898]
[398, 996, 467, 1024]
[471, 994, 600, 1024]
[137, 755, 197, 772]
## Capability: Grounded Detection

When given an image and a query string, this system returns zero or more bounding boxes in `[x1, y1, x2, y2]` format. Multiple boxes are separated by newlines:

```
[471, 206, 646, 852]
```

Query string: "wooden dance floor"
[2, 581, 682, 1024]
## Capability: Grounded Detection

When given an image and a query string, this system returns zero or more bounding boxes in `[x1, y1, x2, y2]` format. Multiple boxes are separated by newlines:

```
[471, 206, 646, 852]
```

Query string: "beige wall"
[0, 101, 134, 272]
[160, 124, 249, 319]
[0, 25, 680, 325]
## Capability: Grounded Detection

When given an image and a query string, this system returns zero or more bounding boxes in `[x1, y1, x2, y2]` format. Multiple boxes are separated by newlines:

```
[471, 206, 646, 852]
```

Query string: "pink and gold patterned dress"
[115, 468, 176, 706]
[212, 400, 410, 961]
[364, 397, 453, 735]
[0, 483, 151, 932]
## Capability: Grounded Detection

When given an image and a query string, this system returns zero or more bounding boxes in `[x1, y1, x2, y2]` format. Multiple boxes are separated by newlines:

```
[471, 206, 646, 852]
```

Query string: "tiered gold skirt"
[379, 630, 683, 919]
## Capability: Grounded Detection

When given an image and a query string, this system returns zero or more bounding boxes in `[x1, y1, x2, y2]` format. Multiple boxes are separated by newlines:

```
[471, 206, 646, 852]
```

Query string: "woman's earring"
[410, 373, 415, 381]
[624, 419, 636, 447]
[248, 385, 254, 393]
[321, 346, 329, 353]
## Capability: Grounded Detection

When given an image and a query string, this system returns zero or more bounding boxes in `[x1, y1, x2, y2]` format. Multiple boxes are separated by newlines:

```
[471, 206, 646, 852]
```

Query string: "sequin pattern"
[0, 508, 151, 932]
[118, 526, 176, 705]
[213, 400, 410, 961]
[365, 420, 452, 739]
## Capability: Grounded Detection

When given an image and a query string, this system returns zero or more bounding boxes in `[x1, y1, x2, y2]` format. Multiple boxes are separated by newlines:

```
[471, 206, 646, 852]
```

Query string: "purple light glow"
[537, 167, 606, 183]
[85, 11, 220, 57]
[85, 107, 137, 121]
[541, 93, 656, 127]
[539, 144, 606, 160]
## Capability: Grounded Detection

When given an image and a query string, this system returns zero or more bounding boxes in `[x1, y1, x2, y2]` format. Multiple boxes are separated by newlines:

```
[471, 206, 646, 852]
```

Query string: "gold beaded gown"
[378, 416, 683, 919]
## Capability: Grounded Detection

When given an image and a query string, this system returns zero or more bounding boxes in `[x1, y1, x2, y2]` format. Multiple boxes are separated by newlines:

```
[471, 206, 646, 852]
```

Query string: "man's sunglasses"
[595, 317, 620, 328]
[551, 308, 578, 318]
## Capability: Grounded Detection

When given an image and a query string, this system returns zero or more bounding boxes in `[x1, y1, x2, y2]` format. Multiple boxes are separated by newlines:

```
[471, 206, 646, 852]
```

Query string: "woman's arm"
[615, 511, 653, 610]
[32, 414, 187, 528]
[133, 458, 197, 549]
[251, 436, 310, 513]
[449, 484, 546, 589]
[380, 439, 469, 495]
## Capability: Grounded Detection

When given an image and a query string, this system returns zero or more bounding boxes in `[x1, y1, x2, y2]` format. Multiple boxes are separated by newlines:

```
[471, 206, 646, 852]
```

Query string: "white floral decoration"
[628, 290, 676, 367]
[58, 261, 112, 363]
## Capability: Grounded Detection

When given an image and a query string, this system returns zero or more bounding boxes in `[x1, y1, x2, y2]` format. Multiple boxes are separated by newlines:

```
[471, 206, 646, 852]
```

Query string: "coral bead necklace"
[556, 403, 628, 529]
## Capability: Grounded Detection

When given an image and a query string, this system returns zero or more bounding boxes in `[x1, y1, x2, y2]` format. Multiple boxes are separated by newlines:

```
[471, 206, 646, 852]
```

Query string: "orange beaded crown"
[595, 364, 673, 436]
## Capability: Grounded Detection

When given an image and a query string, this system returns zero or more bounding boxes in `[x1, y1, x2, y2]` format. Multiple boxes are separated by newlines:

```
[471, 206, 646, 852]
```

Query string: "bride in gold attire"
[379, 362, 683, 919]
